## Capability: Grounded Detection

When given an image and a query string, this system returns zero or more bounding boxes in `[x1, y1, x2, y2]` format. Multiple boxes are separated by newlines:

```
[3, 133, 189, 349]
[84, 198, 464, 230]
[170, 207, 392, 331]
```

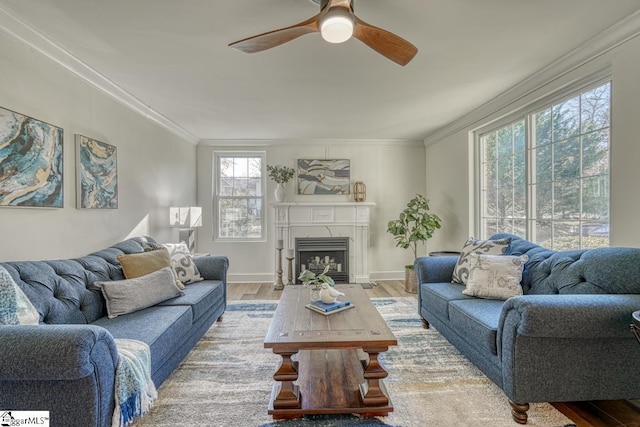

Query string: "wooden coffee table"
[264, 284, 397, 419]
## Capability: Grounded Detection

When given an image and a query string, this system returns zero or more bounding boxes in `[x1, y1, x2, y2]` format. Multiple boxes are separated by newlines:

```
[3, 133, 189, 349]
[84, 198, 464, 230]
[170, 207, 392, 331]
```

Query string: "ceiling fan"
[228, 0, 418, 66]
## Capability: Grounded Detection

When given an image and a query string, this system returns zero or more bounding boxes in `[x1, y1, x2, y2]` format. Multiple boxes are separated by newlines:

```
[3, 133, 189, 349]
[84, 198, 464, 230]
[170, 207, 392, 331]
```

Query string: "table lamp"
[169, 206, 202, 253]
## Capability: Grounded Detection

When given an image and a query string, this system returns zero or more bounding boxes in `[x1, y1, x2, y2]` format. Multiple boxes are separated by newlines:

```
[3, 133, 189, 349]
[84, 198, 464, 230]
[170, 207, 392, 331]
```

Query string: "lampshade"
[169, 207, 202, 228]
[320, 8, 354, 44]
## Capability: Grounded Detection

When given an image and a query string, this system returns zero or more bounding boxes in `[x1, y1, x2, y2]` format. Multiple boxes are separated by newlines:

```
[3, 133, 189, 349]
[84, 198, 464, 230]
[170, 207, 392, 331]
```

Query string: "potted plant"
[387, 194, 442, 293]
[267, 165, 296, 202]
[298, 265, 335, 302]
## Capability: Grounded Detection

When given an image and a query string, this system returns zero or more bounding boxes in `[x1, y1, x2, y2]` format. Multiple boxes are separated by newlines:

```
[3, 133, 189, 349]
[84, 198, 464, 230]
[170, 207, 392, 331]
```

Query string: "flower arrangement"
[266, 165, 296, 184]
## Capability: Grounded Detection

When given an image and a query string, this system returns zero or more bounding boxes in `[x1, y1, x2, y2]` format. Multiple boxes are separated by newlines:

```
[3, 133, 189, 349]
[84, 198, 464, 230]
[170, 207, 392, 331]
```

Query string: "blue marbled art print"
[76, 135, 117, 209]
[0, 107, 64, 208]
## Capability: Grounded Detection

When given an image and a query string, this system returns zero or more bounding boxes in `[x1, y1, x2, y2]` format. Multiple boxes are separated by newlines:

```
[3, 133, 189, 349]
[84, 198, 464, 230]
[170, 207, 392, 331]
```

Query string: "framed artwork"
[75, 134, 118, 209]
[0, 107, 64, 208]
[297, 159, 350, 195]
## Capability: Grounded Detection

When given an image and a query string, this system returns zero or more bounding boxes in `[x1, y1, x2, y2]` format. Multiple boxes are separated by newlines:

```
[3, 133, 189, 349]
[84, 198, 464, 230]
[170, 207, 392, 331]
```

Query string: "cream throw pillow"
[117, 248, 185, 290]
[462, 253, 529, 300]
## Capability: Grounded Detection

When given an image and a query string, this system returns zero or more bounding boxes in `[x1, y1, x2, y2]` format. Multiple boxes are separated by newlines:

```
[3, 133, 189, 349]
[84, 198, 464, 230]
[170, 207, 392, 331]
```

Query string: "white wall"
[0, 33, 197, 261]
[424, 31, 640, 250]
[196, 141, 427, 282]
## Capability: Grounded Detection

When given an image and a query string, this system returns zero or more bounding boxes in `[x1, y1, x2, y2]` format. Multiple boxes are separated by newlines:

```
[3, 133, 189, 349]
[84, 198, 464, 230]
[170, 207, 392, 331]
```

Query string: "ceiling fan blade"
[352, 17, 418, 66]
[229, 14, 320, 53]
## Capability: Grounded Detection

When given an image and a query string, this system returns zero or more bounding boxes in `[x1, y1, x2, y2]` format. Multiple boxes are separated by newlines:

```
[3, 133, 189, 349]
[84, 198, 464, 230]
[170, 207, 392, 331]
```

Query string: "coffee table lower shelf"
[267, 348, 393, 420]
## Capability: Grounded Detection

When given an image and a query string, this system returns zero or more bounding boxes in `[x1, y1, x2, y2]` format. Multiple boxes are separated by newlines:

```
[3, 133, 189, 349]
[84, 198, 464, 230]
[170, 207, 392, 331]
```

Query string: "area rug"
[131, 298, 574, 427]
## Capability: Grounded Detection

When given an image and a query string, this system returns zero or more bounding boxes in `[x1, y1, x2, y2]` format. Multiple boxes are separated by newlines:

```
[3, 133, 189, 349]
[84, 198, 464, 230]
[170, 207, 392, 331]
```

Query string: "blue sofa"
[415, 233, 640, 424]
[0, 237, 228, 427]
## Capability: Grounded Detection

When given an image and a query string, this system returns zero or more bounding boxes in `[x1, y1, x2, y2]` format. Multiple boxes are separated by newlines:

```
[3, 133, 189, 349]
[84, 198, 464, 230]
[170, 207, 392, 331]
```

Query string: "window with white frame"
[478, 80, 610, 250]
[214, 152, 265, 240]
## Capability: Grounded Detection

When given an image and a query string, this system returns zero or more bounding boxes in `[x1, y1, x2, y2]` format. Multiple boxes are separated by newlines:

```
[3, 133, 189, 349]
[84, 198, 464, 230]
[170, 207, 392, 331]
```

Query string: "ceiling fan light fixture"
[320, 9, 354, 44]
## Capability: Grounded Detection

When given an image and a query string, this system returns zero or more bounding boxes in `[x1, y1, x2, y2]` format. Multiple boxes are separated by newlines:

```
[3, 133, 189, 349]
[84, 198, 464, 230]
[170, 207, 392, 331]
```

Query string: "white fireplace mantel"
[273, 202, 375, 283]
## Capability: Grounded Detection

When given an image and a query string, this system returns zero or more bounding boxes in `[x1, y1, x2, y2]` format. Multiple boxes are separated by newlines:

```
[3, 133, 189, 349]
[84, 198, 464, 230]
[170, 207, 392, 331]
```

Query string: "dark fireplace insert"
[295, 237, 349, 284]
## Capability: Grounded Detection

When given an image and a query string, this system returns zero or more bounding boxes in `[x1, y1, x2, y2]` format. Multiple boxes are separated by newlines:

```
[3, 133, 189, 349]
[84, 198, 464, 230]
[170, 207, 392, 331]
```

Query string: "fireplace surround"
[274, 202, 374, 284]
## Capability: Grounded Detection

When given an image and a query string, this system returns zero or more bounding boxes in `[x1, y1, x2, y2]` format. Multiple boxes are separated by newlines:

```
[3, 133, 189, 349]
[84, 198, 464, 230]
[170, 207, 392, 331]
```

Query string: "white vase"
[275, 183, 286, 202]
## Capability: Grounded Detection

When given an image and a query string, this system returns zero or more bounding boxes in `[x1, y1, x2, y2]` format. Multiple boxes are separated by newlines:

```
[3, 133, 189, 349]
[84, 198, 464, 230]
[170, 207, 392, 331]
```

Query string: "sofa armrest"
[498, 294, 640, 340]
[0, 324, 118, 381]
[498, 294, 640, 404]
[194, 255, 229, 284]
[414, 256, 457, 284]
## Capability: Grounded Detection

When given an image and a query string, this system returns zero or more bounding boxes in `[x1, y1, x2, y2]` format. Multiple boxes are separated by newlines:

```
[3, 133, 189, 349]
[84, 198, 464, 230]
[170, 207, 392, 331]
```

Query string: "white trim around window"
[213, 151, 266, 242]
[474, 72, 611, 250]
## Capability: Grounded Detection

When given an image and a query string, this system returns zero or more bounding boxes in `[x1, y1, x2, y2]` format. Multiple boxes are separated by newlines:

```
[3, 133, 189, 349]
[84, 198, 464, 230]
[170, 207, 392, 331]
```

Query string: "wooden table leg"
[272, 351, 300, 409]
[359, 346, 389, 407]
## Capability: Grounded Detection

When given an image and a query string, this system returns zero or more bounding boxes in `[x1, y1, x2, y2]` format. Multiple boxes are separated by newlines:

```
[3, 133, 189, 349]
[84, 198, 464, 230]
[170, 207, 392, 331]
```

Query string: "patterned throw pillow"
[451, 237, 512, 284]
[462, 253, 528, 300]
[162, 243, 204, 285]
[0, 265, 39, 325]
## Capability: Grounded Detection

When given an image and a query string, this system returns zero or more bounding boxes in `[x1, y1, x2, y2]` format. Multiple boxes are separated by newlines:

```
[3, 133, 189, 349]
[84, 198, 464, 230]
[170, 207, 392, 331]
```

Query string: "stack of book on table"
[305, 299, 353, 315]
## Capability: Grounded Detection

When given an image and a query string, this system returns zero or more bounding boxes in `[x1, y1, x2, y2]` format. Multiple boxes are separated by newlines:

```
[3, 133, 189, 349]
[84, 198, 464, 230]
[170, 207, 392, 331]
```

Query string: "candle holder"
[274, 247, 284, 290]
[286, 256, 295, 286]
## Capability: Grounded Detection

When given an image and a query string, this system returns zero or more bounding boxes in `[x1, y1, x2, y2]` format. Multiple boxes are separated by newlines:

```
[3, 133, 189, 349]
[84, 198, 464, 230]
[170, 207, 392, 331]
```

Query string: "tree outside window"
[479, 81, 610, 250]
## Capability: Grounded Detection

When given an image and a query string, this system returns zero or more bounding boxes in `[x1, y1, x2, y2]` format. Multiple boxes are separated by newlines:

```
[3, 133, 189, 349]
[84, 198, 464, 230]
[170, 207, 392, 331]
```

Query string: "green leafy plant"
[298, 265, 335, 291]
[266, 165, 296, 184]
[387, 194, 442, 265]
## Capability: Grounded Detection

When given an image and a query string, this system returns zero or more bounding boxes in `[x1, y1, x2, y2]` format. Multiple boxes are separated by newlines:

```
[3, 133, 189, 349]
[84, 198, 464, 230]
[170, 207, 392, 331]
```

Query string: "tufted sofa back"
[491, 233, 640, 295]
[1, 237, 152, 324]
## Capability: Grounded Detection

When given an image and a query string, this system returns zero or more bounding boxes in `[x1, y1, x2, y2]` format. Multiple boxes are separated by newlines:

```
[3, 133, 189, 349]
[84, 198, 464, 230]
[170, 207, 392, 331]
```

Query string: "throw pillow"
[0, 266, 39, 325]
[462, 253, 529, 300]
[141, 240, 164, 252]
[117, 248, 185, 290]
[451, 237, 512, 284]
[162, 243, 204, 285]
[96, 267, 183, 318]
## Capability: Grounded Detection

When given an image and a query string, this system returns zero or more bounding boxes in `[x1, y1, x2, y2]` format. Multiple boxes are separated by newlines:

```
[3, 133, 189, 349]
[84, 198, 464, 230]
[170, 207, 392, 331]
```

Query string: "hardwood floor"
[227, 280, 640, 426]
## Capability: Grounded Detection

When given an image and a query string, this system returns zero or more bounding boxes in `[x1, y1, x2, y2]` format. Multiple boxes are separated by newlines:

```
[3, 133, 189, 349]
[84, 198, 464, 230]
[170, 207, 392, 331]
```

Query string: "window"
[214, 152, 265, 240]
[478, 80, 610, 250]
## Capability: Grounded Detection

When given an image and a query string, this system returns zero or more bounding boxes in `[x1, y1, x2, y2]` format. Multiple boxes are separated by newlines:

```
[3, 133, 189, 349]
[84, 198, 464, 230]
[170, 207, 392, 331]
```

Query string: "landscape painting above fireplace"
[297, 159, 350, 195]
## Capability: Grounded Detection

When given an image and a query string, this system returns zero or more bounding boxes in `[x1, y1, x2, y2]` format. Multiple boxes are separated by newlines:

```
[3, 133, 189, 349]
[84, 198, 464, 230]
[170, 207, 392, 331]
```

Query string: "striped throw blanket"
[113, 339, 157, 427]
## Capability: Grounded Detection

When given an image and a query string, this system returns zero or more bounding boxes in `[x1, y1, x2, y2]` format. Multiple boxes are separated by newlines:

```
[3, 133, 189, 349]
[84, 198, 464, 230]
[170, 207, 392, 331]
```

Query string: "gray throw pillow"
[451, 237, 512, 284]
[96, 267, 182, 318]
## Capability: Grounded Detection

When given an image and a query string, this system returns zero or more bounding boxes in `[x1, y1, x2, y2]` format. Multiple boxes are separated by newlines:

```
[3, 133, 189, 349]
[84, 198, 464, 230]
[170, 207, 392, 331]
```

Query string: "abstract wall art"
[0, 107, 64, 208]
[76, 134, 118, 209]
[297, 159, 350, 195]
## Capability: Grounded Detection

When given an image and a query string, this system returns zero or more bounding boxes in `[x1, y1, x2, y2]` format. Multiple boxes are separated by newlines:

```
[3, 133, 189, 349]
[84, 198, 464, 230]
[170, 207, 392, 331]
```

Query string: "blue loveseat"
[415, 233, 640, 424]
[0, 237, 228, 427]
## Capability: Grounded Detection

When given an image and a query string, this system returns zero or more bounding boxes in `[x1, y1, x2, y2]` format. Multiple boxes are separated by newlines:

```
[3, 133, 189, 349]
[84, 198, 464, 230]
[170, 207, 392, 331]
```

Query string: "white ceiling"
[1, 0, 640, 142]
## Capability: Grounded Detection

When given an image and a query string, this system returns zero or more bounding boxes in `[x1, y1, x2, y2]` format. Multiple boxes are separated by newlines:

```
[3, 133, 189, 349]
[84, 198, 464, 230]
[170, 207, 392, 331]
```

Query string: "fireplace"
[296, 237, 349, 284]
[274, 202, 374, 283]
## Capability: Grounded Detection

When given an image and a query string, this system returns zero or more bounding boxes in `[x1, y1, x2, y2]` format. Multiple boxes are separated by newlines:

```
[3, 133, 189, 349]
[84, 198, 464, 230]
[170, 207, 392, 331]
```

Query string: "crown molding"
[424, 10, 640, 147]
[0, 5, 199, 145]
[198, 138, 424, 147]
